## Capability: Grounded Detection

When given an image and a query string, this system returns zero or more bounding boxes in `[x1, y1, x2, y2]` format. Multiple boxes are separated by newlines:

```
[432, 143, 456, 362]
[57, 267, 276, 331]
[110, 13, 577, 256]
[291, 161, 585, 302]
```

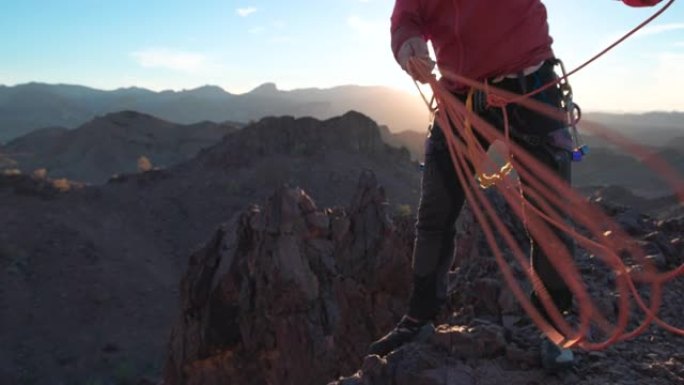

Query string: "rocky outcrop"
[162, 171, 415, 385]
[184, 111, 420, 210]
[197, 111, 410, 169]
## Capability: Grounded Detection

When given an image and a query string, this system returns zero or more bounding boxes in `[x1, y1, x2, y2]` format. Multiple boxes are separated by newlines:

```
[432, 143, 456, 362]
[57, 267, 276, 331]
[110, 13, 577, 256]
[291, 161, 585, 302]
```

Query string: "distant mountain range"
[1, 107, 682, 199]
[0, 110, 427, 185]
[1, 81, 682, 196]
[1, 110, 238, 183]
[2, 82, 681, 149]
[583, 112, 684, 147]
[0, 82, 430, 142]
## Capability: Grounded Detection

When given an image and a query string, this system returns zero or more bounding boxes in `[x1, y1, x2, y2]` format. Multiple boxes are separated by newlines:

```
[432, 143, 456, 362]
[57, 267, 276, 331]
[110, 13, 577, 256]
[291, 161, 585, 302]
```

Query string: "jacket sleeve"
[622, 0, 662, 7]
[390, 0, 426, 61]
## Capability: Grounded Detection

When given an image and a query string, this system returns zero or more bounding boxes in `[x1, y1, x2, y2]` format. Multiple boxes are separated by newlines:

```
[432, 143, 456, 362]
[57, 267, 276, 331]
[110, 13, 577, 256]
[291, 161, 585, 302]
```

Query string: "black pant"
[408, 60, 574, 323]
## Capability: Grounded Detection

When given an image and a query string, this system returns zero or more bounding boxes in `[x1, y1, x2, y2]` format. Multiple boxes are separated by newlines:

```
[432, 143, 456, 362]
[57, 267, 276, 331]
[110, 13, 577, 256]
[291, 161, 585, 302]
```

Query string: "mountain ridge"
[1, 110, 239, 183]
[0, 82, 430, 142]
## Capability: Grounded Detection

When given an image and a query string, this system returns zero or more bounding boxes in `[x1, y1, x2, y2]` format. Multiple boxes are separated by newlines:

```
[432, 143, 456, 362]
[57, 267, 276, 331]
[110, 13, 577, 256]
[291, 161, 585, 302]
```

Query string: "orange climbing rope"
[408, 0, 683, 350]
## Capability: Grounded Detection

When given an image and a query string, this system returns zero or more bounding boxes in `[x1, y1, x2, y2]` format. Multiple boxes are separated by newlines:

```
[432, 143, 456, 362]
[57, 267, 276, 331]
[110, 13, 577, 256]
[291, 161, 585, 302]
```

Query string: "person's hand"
[396, 37, 435, 83]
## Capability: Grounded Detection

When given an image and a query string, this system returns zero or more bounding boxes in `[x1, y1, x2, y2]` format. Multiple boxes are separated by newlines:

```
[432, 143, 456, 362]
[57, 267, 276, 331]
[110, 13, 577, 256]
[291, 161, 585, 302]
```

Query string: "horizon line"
[0, 80, 414, 96]
[1, 81, 683, 115]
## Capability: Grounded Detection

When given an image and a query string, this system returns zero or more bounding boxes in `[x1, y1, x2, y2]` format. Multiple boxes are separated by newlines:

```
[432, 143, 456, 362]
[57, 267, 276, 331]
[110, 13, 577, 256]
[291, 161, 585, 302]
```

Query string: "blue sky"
[1, 0, 683, 112]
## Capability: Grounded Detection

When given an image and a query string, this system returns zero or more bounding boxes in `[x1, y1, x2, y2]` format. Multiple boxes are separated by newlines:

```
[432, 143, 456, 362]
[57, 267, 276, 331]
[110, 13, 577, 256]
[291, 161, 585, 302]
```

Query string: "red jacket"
[622, 0, 662, 6]
[390, 0, 662, 92]
[391, 0, 554, 92]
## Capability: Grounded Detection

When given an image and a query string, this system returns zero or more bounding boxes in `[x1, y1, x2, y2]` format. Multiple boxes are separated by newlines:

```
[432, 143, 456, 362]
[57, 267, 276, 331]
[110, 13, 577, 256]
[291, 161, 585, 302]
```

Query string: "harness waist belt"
[491, 61, 545, 83]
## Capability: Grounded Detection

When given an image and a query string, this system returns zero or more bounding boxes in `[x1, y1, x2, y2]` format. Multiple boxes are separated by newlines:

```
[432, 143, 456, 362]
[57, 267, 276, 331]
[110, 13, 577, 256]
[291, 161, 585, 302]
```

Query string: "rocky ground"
[331, 195, 684, 385]
[162, 171, 683, 385]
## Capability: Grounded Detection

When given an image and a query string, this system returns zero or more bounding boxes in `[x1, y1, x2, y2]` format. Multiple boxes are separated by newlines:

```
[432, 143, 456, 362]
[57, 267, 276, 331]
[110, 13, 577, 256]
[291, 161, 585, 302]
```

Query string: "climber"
[368, 0, 664, 372]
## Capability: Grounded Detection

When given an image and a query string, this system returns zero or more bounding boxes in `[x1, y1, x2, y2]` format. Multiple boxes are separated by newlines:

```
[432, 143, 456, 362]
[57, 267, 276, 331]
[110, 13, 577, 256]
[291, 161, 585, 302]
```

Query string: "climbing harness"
[416, 60, 585, 188]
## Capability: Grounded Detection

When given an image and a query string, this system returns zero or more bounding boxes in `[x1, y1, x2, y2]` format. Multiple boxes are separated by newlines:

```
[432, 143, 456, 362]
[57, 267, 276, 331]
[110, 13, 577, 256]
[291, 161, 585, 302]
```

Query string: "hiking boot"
[367, 316, 435, 357]
[540, 338, 574, 372]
